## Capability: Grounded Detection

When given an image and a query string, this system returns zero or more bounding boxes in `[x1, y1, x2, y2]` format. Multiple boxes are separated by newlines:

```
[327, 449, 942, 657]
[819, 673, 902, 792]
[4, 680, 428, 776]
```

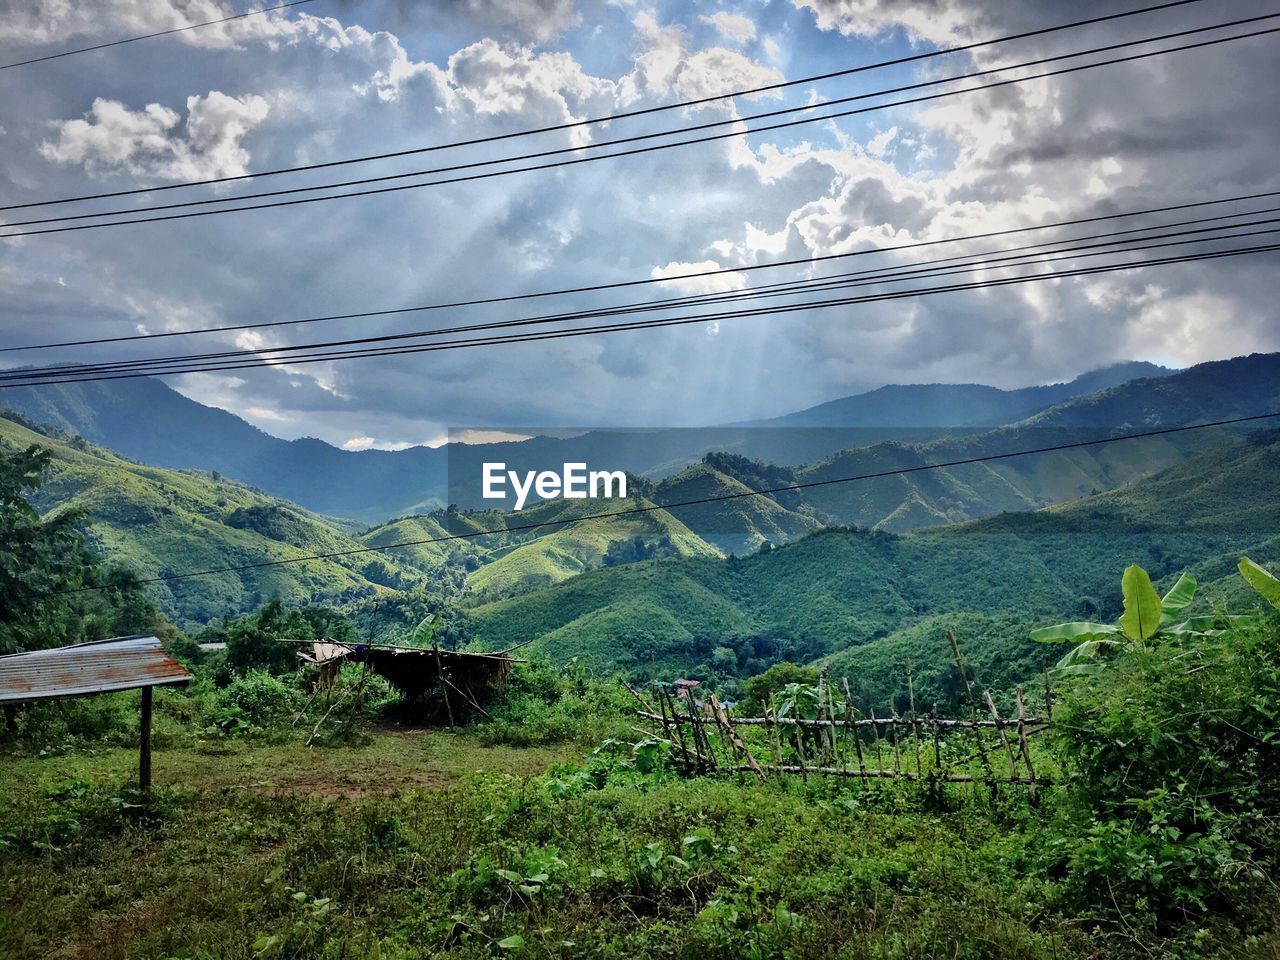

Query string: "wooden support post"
[1015, 686, 1036, 783]
[890, 709, 903, 775]
[844, 678, 867, 785]
[1043, 669, 1054, 722]
[869, 707, 884, 773]
[139, 686, 153, 796]
[433, 644, 455, 727]
[907, 664, 922, 779]
[948, 629, 994, 786]
[984, 691, 1018, 779]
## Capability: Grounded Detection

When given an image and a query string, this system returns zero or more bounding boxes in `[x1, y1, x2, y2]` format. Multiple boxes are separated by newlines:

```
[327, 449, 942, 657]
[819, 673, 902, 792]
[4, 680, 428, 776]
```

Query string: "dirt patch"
[72, 892, 174, 960]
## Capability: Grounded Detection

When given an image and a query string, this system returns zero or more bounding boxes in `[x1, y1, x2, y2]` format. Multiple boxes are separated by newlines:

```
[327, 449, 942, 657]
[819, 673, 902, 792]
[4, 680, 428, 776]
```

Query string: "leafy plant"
[1033, 566, 1215, 673]
[1239, 556, 1280, 610]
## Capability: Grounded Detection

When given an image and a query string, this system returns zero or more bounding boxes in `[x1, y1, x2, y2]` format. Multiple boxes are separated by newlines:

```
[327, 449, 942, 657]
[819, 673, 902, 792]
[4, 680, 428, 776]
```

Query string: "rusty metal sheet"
[0, 635, 192, 703]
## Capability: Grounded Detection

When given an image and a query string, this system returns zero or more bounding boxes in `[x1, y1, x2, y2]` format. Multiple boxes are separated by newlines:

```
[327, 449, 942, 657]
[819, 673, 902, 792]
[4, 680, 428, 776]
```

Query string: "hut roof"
[0, 636, 191, 704]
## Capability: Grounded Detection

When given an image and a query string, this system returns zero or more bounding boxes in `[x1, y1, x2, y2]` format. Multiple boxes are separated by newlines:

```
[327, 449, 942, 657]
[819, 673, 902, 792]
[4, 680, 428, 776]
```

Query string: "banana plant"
[1034, 558, 1279, 675]
[1239, 556, 1280, 610]
[1032, 565, 1204, 674]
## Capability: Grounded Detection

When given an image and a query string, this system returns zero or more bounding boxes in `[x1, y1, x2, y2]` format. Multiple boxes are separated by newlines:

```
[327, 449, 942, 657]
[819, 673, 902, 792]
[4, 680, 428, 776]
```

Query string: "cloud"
[40, 92, 269, 181]
[4, 0, 308, 49]
[341, 436, 377, 450]
[4, 0, 1279, 445]
[622, 12, 782, 105]
[651, 260, 747, 294]
[866, 126, 897, 158]
[459, 0, 582, 43]
[789, 0, 975, 45]
[700, 12, 757, 44]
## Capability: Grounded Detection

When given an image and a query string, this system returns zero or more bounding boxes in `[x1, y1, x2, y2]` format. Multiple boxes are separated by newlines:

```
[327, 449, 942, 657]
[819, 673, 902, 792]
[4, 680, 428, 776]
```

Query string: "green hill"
[462, 432, 1280, 687]
[462, 495, 722, 600]
[0, 412, 429, 629]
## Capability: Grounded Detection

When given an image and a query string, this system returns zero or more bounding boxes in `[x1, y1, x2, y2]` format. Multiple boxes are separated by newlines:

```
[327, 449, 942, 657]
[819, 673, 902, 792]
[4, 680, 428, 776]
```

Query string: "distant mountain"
[1021, 352, 1280, 428]
[746, 361, 1172, 428]
[463, 431, 1280, 694]
[0, 359, 1174, 523]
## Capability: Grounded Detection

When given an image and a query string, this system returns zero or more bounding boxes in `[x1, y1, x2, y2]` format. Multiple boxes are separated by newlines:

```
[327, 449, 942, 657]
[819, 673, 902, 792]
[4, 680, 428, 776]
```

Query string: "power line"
[8, 213, 1280, 383]
[10, 238, 1280, 388]
[0, 0, 317, 71]
[3, 0, 1206, 209]
[8, 188, 1280, 355]
[12, 13, 1271, 232]
[7, 21, 1277, 239]
[58, 411, 1280, 594]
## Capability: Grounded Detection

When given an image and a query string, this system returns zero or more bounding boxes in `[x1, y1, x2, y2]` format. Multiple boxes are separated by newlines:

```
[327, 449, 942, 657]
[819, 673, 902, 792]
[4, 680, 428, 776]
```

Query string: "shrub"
[1052, 617, 1280, 927]
[216, 670, 302, 729]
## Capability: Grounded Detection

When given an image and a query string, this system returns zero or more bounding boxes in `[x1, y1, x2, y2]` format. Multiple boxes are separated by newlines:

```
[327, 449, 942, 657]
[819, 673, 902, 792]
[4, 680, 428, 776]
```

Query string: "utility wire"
[57, 411, 1280, 594]
[0, 0, 316, 71]
[10, 239, 1280, 388]
[6, 20, 1277, 239]
[7, 188, 1280, 354]
[9, 213, 1280, 383]
[10, 13, 1272, 232]
[2, 0, 1205, 208]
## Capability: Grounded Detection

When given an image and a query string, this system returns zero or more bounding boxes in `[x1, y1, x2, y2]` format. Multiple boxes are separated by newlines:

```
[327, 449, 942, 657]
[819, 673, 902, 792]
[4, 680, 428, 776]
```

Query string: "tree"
[225, 599, 316, 675]
[0, 445, 93, 653]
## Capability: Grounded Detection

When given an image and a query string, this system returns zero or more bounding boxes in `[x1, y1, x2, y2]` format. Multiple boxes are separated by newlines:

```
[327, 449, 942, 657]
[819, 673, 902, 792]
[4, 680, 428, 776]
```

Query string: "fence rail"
[633, 633, 1052, 790]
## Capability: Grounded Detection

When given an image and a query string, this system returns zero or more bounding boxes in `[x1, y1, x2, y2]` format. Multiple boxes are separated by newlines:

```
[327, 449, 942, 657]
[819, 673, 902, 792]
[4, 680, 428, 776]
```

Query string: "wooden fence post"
[139, 686, 153, 796]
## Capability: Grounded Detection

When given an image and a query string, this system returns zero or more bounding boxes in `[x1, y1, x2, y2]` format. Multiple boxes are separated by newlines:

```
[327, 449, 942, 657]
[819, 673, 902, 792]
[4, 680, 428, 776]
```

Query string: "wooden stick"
[1043, 669, 1054, 723]
[710, 695, 767, 784]
[890, 709, 903, 774]
[907, 664, 922, 779]
[984, 690, 1018, 779]
[948, 629, 994, 785]
[844, 678, 867, 785]
[870, 706, 884, 773]
[1015, 686, 1036, 783]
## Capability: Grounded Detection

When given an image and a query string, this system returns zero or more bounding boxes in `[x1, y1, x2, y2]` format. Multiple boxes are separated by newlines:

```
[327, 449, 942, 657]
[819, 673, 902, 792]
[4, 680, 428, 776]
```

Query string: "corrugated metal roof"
[0, 635, 192, 703]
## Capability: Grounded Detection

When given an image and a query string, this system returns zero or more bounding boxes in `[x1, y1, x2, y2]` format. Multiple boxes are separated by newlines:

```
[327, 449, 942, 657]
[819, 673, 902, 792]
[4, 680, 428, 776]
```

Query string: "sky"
[1, 0, 1278, 451]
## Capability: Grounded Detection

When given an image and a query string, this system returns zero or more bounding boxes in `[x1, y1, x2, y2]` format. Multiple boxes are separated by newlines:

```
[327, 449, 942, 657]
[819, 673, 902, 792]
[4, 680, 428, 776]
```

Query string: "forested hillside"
[0, 413, 426, 628]
[464, 431, 1280, 690]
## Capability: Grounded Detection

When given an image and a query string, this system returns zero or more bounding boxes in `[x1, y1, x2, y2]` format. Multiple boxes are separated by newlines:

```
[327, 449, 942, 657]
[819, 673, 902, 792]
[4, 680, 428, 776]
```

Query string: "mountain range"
[2, 352, 1276, 642]
[0, 359, 1173, 522]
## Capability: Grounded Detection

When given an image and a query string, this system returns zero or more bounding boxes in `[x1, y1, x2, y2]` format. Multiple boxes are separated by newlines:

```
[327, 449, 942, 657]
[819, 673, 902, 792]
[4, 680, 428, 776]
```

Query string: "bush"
[739, 662, 819, 715]
[1052, 617, 1280, 929]
[479, 661, 629, 748]
[217, 671, 302, 729]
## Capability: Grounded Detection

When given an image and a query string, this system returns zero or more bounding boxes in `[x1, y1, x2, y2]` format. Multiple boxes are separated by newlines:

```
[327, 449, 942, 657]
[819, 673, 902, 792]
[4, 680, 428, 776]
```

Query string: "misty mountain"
[0, 359, 1178, 523]
[744, 361, 1171, 428]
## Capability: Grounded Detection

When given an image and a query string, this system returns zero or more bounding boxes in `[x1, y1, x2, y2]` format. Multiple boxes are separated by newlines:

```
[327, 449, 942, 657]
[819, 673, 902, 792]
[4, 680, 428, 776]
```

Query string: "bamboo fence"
[633, 634, 1053, 790]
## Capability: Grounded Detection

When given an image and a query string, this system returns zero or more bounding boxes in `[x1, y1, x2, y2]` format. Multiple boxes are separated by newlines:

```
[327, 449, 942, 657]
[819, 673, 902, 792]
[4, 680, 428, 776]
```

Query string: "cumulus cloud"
[4, 0, 1279, 444]
[789, 0, 975, 45]
[40, 92, 269, 180]
[651, 260, 748, 294]
[459, 0, 582, 43]
[4, 0, 307, 49]
[700, 12, 757, 44]
[622, 12, 783, 105]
